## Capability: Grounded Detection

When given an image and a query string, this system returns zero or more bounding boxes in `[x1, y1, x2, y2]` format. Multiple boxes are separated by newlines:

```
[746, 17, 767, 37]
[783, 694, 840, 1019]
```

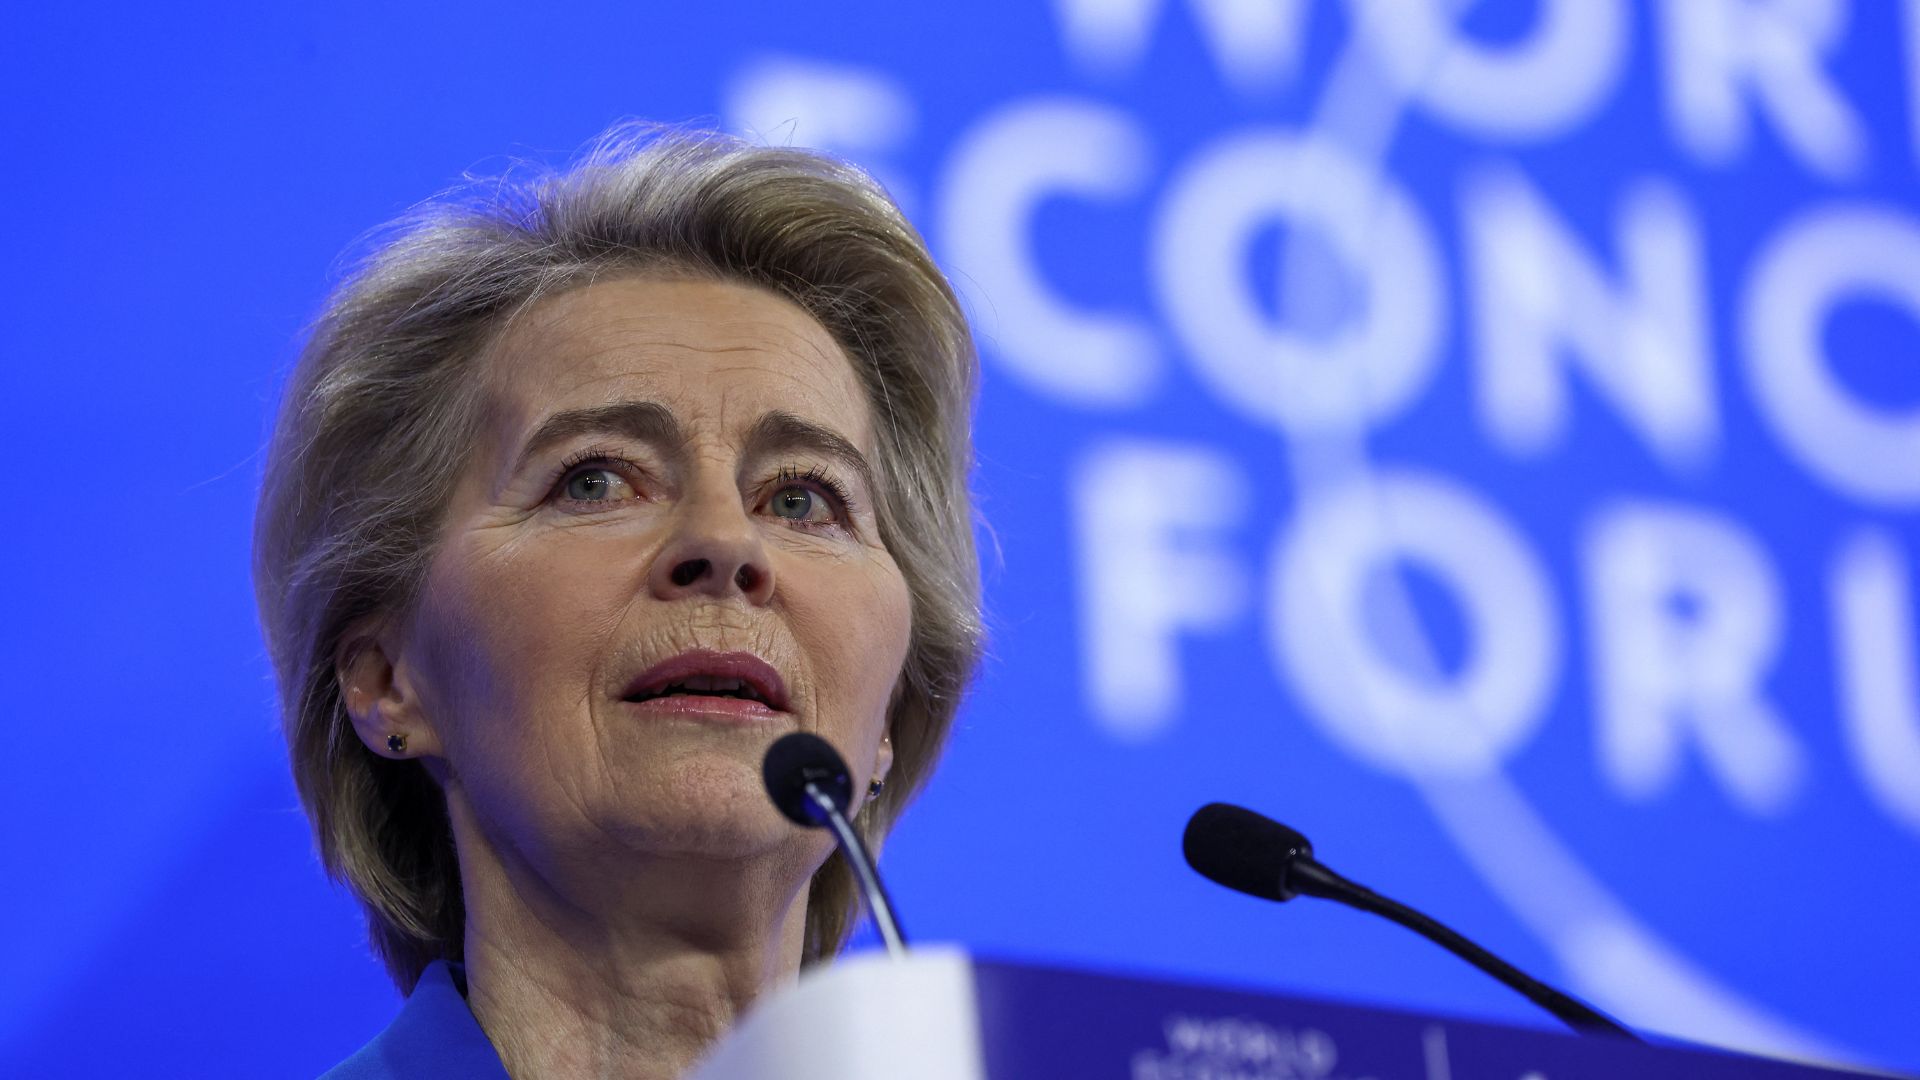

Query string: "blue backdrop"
[4, 1, 1917, 1075]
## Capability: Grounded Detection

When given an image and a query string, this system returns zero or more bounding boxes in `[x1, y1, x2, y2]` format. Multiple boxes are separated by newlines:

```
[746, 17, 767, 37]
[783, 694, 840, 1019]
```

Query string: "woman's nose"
[647, 493, 775, 606]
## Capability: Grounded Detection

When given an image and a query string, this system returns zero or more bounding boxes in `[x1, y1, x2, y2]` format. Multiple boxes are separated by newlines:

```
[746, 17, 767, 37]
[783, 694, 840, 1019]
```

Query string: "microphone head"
[1183, 802, 1316, 902]
[762, 731, 853, 828]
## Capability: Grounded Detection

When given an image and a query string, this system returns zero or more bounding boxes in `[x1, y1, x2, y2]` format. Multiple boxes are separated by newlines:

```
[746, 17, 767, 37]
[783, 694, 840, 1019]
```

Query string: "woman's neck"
[455, 834, 814, 1080]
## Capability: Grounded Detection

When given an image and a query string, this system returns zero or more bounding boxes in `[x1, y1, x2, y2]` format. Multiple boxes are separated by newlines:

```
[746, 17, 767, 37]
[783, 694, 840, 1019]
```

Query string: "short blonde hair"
[253, 125, 983, 992]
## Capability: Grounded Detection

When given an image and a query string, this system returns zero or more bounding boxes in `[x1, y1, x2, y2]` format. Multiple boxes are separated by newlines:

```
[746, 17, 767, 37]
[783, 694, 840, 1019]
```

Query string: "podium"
[690, 947, 1884, 1079]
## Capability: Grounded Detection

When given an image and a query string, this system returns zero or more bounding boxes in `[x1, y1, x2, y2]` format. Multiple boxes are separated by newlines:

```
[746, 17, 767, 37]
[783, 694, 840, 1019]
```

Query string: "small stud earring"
[386, 733, 407, 754]
[868, 778, 885, 798]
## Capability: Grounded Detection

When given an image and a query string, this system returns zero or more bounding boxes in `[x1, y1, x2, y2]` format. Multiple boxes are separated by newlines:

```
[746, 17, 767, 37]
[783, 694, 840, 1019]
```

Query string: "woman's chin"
[595, 748, 812, 861]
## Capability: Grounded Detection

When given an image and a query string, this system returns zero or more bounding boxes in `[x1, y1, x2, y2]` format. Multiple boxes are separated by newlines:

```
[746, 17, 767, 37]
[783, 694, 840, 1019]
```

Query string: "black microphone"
[763, 732, 908, 957]
[1183, 802, 1637, 1040]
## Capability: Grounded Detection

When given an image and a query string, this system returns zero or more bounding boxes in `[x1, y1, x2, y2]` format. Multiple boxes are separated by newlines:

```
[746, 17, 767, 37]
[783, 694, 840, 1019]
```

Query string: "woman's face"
[374, 276, 911, 879]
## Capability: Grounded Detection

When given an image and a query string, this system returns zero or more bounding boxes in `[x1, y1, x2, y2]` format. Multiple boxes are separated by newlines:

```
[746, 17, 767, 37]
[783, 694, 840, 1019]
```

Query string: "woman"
[253, 127, 983, 1079]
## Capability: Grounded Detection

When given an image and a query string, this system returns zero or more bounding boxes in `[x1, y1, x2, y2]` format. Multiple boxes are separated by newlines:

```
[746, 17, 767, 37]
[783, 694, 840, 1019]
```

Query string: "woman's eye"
[561, 467, 633, 503]
[769, 484, 834, 524]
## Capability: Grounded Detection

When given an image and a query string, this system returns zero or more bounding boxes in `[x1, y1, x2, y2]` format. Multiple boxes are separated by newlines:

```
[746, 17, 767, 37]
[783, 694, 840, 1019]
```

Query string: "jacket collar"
[321, 961, 510, 1079]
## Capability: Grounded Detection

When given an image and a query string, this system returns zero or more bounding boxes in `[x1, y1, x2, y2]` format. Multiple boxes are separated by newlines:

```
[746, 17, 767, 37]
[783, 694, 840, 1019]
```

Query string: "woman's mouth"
[621, 650, 791, 722]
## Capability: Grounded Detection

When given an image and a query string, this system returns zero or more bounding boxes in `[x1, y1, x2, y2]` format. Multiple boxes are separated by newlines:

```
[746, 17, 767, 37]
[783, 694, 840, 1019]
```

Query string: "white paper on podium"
[688, 947, 987, 1080]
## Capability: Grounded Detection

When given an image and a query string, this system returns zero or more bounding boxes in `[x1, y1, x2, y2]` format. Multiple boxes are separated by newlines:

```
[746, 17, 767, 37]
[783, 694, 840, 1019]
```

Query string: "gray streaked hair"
[253, 124, 982, 992]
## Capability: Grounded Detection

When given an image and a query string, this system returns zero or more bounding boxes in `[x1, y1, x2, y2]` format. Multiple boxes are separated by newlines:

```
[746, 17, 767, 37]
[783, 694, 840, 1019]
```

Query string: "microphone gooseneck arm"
[763, 732, 911, 960]
[1182, 802, 1637, 1040]
[803, 781, 909, 958]
[1286, 858, 1636, 1039]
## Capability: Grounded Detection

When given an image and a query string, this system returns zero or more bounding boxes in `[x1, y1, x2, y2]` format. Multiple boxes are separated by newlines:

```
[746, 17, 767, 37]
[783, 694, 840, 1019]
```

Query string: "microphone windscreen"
[1183, 803, 1316, 902]
[763, 731, 853, 828]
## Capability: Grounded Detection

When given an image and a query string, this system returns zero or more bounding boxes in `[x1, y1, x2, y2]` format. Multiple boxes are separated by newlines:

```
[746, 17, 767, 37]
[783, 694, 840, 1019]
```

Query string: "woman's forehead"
[481, 276, 874, 449]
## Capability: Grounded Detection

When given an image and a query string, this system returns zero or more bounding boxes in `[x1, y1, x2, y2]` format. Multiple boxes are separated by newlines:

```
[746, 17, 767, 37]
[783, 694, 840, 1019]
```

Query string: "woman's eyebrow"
[744, 411, 876, 493]
[512, 400, 685, 473]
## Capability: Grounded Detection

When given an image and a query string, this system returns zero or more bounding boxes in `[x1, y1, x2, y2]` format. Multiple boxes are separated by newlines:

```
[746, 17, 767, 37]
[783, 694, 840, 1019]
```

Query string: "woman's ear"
[873, 728, 894, 788]
[335, 618, 443, 761]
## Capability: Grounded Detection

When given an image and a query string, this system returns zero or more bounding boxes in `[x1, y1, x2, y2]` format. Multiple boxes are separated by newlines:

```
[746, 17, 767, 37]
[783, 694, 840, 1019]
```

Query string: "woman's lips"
[620, 693, 785, 723]
[620, 649, 792, 724]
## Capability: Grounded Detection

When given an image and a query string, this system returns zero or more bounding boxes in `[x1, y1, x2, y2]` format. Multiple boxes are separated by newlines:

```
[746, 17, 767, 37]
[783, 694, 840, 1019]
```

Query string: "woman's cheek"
[850, 558, 913, 695]
[425, 534, 596, 734]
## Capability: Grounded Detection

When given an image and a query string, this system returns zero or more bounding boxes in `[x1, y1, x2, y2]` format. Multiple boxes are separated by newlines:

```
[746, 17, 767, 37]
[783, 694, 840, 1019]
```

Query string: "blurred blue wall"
[3, 1, 1916, 1075]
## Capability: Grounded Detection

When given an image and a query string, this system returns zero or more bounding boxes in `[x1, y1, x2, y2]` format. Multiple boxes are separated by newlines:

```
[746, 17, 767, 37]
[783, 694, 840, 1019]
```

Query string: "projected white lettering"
[1583, 502, 1804, 816]
[1270, 469, 1558, 777]
[1153, 132, 1446, 436]
[1052, 0, 1311, 94]
[1073, 441, 1250, 740]
[1359, 0, 1629, 139]
[1831, 531, 1920, 838]
[1742, 205, 1920, 506]
[940, 99, 1160, 407]
[1656, 0, 1868, 178]
[1463, 168, 1716, 470]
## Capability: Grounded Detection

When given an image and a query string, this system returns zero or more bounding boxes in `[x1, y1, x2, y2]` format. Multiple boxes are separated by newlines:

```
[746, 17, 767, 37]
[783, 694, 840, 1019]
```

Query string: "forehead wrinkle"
[516, 335, 838, 401]
[495, 275, 850, 375]
[476, 277, 875, 479]
[549, 302, 825, 348]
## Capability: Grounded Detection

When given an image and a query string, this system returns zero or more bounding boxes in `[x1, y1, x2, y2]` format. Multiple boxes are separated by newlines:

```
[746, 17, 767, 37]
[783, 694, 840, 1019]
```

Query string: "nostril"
[735, 565, 758, 592]
[670, 559, 710, 588]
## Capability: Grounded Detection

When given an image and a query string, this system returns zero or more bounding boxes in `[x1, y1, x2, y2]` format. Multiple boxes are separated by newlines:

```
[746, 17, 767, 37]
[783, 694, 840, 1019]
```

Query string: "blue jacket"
[321, 961, 511, 1079]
